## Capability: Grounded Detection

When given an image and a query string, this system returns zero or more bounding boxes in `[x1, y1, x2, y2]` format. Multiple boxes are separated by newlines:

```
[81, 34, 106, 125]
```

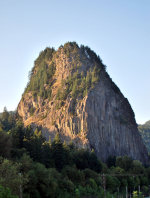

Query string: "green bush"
[0, 185, 18, 198]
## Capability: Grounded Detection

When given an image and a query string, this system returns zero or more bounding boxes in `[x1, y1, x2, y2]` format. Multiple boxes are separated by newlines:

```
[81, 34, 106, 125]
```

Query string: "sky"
[0, 0, 150, 124]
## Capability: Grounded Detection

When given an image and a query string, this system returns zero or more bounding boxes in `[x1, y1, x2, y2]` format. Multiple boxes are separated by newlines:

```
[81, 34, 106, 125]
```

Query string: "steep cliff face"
[17, 42, 149, 164]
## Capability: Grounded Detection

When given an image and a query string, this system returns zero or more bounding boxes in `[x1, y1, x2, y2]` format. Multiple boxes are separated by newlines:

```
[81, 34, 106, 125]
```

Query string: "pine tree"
[51, 133, 66, 170]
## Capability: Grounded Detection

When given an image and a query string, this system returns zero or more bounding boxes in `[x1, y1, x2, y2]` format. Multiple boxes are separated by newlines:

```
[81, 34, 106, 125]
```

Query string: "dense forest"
[0, 108, 149, 198]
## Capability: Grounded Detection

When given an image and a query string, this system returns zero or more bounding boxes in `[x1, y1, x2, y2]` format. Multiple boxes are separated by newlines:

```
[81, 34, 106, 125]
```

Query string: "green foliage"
[1, 108, 150, 198]
[51, 133, 69, 171]
[106, 176, 120, 192]
[73, 149, 102, 172]
[25, 163, 55, 198]
[29, 105, 35, 116]
[80, 45, 100, 66]
[57, 66, 101, 102]
[0, 185, 18, 198]
[106, 156, 116, 168]
[11, 121, 26, 151]
[25, 47, 56, 100]
[55, 101, 64, 110]
[132, 160, 144, 174]
[132, 191, 143, 198]
[62, 166, 84, 185]
[0, 107, 16, 132]
[133, 191, 138, 198]
[34, 47, 55, 65]
[0, 131, 12, 158]
[62, 42, 79, 58]
[138, 121, 150, 152]
[0, 159, 28, 197]
[116, 156, 133, 171]
[23, 128, 46, 163]
[56, 67, 101, 116]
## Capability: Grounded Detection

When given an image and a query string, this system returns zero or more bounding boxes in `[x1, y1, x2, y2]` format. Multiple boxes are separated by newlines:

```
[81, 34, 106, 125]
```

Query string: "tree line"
[0, 108, 150, 198]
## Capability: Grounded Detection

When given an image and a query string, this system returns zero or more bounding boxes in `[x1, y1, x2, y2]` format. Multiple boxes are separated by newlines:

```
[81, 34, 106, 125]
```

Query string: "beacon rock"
[17, 42, 149, 164]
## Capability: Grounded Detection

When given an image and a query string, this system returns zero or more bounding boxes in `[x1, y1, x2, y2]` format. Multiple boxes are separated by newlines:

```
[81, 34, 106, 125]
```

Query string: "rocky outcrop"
[17, 42, 149, 164]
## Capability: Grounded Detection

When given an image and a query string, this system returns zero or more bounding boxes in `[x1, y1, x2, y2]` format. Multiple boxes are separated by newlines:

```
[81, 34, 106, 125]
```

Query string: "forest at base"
[0, 108, 150, 198]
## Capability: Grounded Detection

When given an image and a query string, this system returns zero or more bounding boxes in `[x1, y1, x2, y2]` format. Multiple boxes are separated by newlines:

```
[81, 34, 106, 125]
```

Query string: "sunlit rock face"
[17, 42, 149, 164]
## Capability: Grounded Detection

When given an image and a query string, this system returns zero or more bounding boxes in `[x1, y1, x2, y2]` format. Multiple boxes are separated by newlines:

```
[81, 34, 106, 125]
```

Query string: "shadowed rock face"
[85, 72, 148, 163]
[17, 42, 149, 164]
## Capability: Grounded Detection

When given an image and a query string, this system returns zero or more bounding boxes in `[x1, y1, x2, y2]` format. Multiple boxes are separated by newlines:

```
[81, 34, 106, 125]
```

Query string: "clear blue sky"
[0, 0, 150, 124]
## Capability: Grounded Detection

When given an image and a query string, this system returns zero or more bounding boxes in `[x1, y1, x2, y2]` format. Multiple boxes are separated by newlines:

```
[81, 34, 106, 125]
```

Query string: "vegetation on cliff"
[0, 109, 150, 198]
[24, 42, 105, 103]
[56, 65, 100, 99]
[24, 47, 56, 99]
[139, 121, 150, 152]
[21, 42, 108, 119]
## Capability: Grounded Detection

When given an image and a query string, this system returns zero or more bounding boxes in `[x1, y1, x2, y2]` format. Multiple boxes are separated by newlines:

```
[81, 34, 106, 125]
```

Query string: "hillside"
[17, 42, 149, 164]
[139, 121, 150, 152]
